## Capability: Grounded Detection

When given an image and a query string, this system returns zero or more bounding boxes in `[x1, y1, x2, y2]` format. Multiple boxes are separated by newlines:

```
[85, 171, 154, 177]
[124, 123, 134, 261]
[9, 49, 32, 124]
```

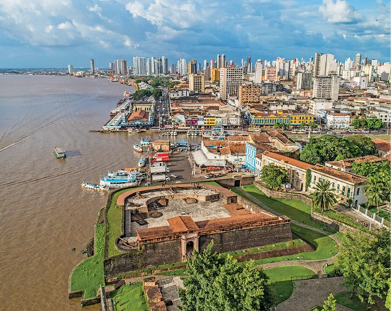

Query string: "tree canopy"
[352, 117, 384, 130]
[300, 135, 376, 164]
[336, 228, 390, 306]
[260, 164, 288, 190]
[322, 293, 337, 311]
[311, 180, 337, 212]
[179, 242, 274, 311]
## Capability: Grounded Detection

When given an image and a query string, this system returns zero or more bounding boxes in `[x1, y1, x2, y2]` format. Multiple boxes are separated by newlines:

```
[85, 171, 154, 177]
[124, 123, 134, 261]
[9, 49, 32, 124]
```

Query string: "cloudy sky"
[0, 0, 389, 68]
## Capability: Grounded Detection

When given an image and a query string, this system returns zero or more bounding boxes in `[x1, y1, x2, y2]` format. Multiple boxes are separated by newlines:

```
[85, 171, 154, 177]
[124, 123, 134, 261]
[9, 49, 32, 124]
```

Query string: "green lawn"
[335, 292, 368, 311]
[199, 180, 221, 187]
[265, 266, 317, 305]
[368, 134, 390, 140]
[70, 224, 105, 299]
[324, 263, 337, 276]
[235, 185, 336, 233]
[369, 207, 390, 222]
[111, 283, 149, 311]
[254, 224, 338, 265]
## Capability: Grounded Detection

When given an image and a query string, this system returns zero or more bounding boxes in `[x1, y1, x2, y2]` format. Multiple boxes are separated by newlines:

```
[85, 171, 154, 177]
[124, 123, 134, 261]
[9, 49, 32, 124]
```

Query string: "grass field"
[110, 283, 149, 311]
[265, 266, 317, 305]
[368, 134, 390, 140]
[335, 292, 368, 311]
[70, 224, 105, 299]
[254, 224, 338, 265]
[234, 185, 336, 233]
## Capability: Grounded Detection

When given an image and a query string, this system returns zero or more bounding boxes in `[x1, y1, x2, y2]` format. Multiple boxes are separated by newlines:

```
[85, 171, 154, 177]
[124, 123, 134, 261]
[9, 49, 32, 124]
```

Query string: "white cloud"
[45, 25, 53, 33]
[319, 0, 362, 24]
[58, 22, 72, 30]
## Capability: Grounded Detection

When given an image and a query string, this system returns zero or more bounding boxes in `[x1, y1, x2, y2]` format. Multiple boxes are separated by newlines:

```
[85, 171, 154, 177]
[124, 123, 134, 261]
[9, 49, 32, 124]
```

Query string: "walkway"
[235, 188, 341, 275]
[334, 204, 382, 229]
[276, 277, 351, 311]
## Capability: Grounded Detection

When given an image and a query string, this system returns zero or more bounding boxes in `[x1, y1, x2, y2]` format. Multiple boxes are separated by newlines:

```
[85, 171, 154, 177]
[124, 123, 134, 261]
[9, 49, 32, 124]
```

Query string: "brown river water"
[0, 75, 198, 310]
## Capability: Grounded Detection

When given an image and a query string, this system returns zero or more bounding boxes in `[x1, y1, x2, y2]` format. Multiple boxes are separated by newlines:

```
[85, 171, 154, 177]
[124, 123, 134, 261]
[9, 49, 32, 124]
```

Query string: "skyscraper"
[313, 75, 340, 101]
[221, 54, 226, 68]
[132, 57, 146, 75]
[178, 58, 187, 76]
[162, 56, 168, 75]
[217, 54, 221, 69]
[247, 56, 252, 73]
[90, 59, 95, 74]
[121, 59, 127, 76]
[187, 60, 197, 77]
[203, 60, 207, 72]
[114, 59, 120, 75]
[355, 53, 361, 66]
[68, 64, 73, 74]
[254, 59, 262, 83]
[314, 53, 335, 77]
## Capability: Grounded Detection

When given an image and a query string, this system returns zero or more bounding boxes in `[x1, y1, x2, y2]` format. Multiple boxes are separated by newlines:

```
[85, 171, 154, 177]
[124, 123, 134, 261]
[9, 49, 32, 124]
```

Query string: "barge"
[54, 147, 66, 159]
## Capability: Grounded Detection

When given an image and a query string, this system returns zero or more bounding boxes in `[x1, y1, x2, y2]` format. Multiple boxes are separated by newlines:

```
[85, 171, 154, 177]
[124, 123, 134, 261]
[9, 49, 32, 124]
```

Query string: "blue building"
[245, 142, 269, 174]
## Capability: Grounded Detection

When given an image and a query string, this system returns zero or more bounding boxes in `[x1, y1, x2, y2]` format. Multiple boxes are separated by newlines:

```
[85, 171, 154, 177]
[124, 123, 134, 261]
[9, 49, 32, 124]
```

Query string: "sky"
[0, 0, 389, 68]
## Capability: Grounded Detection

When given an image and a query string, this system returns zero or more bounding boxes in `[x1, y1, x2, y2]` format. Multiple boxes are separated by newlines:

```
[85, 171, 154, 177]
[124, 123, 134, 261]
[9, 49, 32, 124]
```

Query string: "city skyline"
[0, 0, 390, 68]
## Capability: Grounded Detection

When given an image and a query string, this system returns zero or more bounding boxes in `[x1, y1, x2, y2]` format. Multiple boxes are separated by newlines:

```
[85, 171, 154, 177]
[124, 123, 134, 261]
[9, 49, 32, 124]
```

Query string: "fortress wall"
[198, 223, 292, 253]
[104, 239, 182, 276]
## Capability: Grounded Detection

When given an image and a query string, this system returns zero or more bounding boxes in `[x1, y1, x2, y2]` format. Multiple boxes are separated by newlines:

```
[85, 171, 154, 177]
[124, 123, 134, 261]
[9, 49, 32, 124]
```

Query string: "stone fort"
[104, 184, 291, 276]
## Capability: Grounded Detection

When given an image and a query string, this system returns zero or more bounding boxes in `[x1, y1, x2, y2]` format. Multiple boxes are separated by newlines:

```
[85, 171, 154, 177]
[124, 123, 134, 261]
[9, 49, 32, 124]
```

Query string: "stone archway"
[181, 233, 199, 261]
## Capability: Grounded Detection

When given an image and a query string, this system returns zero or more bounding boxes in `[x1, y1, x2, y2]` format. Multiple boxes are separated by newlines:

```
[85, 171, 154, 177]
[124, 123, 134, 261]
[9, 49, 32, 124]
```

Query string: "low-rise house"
[372, 138, 391, 158]
[326, 113, 350, 129]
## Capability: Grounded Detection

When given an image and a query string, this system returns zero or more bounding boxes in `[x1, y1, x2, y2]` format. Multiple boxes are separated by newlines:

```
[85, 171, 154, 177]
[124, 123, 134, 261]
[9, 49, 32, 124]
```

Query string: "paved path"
[235, 188, 341, 275]
[334, 204, 382, 229]
[276, 277, 351, 311]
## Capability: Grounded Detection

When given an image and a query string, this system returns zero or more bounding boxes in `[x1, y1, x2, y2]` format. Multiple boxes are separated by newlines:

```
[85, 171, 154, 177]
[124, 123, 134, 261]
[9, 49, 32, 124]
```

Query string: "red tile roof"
[312, 164, 367, 184]
[330, 113, 348, 116]
[326, 155, 383, 168]
[261, 152, 314, 170]
[167, 216, 198, 232]
[372, 139, 391, 153]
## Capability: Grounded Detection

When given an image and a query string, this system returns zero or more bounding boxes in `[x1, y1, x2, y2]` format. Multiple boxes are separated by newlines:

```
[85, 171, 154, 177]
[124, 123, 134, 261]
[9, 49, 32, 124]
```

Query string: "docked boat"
[138, 156, 147, 168]
[100, 171, 139, 189]
[81, 182, 106, 191]
[54, 147, 66, 159]
[133, 144, 143, 153]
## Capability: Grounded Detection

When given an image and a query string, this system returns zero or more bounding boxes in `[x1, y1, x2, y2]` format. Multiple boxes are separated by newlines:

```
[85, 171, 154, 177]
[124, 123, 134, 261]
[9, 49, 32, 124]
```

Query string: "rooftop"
[312, 164, 367, 184]
[325, 155, 383, 168]
[260, 151, 314, 170]
[372, 139, 391, 153]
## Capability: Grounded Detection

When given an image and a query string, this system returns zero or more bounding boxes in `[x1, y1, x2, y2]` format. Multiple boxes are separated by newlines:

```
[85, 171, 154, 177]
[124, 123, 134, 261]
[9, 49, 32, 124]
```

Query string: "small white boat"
[133, 144, 143, 153]
[81, 182, 106, 191]
[138, 156, 147, 168]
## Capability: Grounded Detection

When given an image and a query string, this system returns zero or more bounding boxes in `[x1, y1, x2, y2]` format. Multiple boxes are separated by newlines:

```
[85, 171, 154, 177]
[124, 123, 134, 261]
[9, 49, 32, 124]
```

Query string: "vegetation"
[322, 293, 337, 311]
[260, 164, 288, 190]
[336, 228, 390, 306]
[132, 89, 152, 100]
[352, 161, 390, 209]
[110, 283, 148, 311]
[305, 169, 312, 191]
[334, 292, 368, 311]
[265, 266, 317, 305]
[311, 180, 337, 212]
[179, 242, 274, 311]
[70, 224, 105, 299]
[319, 209, 369, 232]
[300, 135, 376, 164]
[352, 117, 384, 130]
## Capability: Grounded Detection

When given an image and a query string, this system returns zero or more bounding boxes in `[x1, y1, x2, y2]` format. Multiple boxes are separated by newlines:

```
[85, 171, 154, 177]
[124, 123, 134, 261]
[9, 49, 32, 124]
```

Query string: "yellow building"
[289, 114, 314, 126]
[250, 110, 290, 128]
[205, 116, 216, 127]
[211, 68, 220, 83]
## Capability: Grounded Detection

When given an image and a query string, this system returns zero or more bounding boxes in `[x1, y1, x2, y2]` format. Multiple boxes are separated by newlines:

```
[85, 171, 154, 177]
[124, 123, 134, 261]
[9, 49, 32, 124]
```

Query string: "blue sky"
[0, 0, 389, 68]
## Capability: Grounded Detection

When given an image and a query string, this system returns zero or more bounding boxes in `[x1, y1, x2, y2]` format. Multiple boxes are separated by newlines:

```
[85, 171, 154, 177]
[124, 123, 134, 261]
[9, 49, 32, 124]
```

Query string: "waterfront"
[0, 75, 199, 310]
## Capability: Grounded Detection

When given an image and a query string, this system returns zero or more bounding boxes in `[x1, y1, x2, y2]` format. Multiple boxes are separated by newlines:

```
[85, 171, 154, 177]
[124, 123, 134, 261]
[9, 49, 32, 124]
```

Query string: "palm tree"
[311, 180, 337, 212]
[365, 176, 384, 210]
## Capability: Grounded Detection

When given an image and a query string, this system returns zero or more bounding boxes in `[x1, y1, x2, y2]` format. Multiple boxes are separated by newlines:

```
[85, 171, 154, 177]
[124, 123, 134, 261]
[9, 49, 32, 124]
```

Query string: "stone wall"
[236, 194, 277, 216]
[217, 175, 255, 188]
[104, 239, 182, 276]
[198, 223, 292, 254]
[254, 182, 313, 206]
[311, 212, 357, 234]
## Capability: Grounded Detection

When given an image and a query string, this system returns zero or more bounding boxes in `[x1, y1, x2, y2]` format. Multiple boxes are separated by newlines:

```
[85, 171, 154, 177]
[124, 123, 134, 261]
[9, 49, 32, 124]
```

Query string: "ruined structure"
[104, 184, 291, 276]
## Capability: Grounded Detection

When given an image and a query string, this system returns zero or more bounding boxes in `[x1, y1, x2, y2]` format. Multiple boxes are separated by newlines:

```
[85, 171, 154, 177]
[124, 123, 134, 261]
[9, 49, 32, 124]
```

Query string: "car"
[344, 130, 350, 134]
[165, 176, 171, 181]
[204, 174, 211, 179]
[170, 174, 179, 179]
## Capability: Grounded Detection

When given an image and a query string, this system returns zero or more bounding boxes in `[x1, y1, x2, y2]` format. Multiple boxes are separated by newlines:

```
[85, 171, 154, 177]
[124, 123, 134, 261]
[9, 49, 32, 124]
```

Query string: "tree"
[322, 293, 337, 311]
[260, 164, 288, 190]
[309, 122, 318, 129]
[366, 118, 384, 130]
[311, 180, 337, 212]
[346, 135, 376, 156]
[365, 176, 385, 209]
[275, 122, 285, 129]
[336, 228, 390, 305]
[179, 242, 274, 311]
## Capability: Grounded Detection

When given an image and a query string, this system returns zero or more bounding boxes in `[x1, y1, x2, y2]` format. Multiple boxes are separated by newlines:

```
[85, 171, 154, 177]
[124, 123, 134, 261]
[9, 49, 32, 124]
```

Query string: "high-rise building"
[239, 85, 261, 105]
[108, 62, 113, 72]
[203, 60, 207, 72]
[90, 59, 95, 74]
[132, 57, 146, 75]
[313, 75, 340, 101]
[221, 54, 226, 68]
[177, 58, 187, 76]
[210, 59, 215, 70]
[68, 64, 73, 74]
[219, 66, 243, 100]
[205, 66, 211, 81]
[187, 60, 197, 77]
[296, 72, 313, 90]
[217, 54, 221, 69]
[170, 64, 176, 74]
[254, 59, 263, 83]
[314, 53, 335, 77]
[121, 59, 127, 76]
[355, 53, 361, 66]
[211, 68, 220, 83]
[189, 74, 205, 93]
[265, 66, 277, 81]
[162, 56, 168, 75]
[114, 59, 120, 75]
[247, 56, 252, 73]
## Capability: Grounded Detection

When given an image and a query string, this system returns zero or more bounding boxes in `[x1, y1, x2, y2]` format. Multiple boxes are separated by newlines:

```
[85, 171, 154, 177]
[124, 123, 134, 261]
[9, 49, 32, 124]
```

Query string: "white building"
[313, 75, 340, 101]
[351, 76, 368, 89]
[254, 59, 263, 84]
[309, 100, 333, 116]
[326, 113, 350, 129]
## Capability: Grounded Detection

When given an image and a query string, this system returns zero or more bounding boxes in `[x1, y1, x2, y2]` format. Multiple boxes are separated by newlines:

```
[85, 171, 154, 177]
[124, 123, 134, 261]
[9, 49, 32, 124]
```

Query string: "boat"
[133, 144, 143, 153]
[54, 147, 66, 159]
[138, 156, 147, 168]
[100, 170, 139, 189]
[81, 182, 106, 191]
